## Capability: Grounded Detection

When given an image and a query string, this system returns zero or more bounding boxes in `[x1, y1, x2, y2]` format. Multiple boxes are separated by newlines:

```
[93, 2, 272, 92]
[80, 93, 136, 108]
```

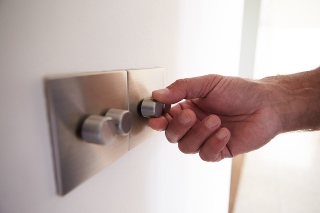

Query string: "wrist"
[260, 73, 320, 133]
[289, 88, 320, 131]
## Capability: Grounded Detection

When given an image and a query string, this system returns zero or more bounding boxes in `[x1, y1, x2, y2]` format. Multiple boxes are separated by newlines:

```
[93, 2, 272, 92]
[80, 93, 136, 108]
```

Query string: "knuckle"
[194, 128, 207, 139]
[174, 78, 190, 87]
[186, 124, 210, 141]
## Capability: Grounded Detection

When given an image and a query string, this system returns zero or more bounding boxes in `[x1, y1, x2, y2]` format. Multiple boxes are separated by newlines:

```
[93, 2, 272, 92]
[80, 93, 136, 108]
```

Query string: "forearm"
[260, 67, 320, 132]
[261, 67, 320, 91]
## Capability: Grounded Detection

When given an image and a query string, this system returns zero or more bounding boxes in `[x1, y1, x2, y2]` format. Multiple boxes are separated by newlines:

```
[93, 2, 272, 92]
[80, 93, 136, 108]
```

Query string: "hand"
[149, 74, 284, 162]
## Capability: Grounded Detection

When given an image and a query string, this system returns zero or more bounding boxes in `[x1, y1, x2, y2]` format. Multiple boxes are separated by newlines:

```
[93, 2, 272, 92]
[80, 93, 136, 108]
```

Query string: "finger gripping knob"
[140, 99, 171, 118]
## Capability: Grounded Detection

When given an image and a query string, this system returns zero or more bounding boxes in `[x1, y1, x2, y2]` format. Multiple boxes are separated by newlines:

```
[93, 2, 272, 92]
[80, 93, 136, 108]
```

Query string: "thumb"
[152, 75, 222, 104]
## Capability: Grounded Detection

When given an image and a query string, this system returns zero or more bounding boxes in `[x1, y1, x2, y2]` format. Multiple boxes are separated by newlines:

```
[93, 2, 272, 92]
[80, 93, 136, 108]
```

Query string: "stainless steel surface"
[46, 71, 129, 195]
[81, 115, 115, 145]
[105, 109, 132, 135]
[140, 98, 171, 118]
[127, 68, 165, 149]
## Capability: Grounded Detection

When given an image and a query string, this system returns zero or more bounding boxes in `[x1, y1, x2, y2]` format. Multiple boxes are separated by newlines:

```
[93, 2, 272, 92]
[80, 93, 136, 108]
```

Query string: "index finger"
[152, 75, 223, 104]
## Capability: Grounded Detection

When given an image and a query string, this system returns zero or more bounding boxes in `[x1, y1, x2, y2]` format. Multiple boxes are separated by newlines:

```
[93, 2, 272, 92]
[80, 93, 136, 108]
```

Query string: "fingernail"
[179, 111, 191, 125]
[216, 129, 228, 139]
[154, 88, 170, 95]
[205, 116, 219, 128]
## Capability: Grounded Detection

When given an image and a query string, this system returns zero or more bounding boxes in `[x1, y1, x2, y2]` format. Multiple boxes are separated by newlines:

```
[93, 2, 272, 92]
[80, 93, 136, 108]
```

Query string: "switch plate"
[127, 68, 165, 149]
[46, 71, 129, 195]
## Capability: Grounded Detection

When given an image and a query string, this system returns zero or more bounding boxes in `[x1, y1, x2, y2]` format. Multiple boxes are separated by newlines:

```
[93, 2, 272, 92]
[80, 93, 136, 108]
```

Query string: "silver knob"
[81, 109, 132, 145]
[139, 99, 171, 118]
[105, 109, 133, 135]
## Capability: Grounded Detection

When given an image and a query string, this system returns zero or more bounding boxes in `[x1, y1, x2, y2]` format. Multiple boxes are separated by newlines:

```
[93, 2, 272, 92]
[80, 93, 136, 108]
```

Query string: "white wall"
[254, 0, 320, 76]
[0, 1, 244, 212]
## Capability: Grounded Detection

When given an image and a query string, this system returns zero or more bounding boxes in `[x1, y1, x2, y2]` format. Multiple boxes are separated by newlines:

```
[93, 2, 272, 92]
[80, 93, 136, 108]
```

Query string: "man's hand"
[149, 74, 285, 162]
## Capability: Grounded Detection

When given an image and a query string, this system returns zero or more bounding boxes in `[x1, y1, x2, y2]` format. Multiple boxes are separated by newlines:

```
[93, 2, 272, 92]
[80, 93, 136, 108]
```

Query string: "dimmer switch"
[46, 68, 167, 195]
[46, 71, 129, 195]
[127, 68, 165, 149]
[139, 98, 171, 118]
[81, 109, 132, 145]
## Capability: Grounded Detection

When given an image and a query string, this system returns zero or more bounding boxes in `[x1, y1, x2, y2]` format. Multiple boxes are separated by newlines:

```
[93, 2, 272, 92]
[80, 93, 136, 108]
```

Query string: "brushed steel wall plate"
[46, 71, 129, 195]
[127, 68, 165, 149]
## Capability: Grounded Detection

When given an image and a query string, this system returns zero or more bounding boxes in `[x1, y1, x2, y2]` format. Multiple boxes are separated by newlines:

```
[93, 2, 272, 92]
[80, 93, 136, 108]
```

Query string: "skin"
[149, 67, 320, 162]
